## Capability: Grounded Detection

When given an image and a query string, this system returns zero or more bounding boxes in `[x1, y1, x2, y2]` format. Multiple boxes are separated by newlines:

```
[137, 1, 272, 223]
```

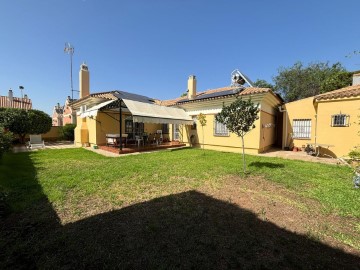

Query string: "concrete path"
[258, 148, 341, 165]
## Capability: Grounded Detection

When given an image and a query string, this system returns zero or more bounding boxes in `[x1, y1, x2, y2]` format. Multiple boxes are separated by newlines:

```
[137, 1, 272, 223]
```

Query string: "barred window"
[331, 114, 349, 127]
[292, 119, 311, 139]
[213, 119, 229, 136]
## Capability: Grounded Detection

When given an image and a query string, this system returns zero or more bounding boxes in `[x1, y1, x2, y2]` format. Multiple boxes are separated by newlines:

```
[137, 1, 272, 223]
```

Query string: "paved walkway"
[12, 141, 77, 153]
[258, 148, 341, 165]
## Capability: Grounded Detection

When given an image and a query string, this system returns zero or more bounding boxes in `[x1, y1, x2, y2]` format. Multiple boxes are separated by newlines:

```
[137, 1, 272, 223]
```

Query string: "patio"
[98, 141, 187, 155]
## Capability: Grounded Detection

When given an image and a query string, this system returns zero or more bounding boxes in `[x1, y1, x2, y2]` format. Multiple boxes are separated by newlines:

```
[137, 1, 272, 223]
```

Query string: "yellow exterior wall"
[174, 92, 281, 154]
[283, 97, 316, 149]
[284, 96, 360, 157]
[316, 98, 359, 157]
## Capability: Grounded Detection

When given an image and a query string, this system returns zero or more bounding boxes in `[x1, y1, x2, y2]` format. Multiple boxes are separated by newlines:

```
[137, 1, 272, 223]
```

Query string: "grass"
[0, 148, 358, 217]
[0, 148, 359, 269]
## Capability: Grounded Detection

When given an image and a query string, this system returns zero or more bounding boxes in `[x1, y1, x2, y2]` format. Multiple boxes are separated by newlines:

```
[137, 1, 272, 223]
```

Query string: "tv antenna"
[64, 42, 78, 100]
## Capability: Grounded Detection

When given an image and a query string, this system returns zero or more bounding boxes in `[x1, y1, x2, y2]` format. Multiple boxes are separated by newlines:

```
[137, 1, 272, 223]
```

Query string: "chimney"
[8, 89, 13, 102]
[352, 73, 360, 86]
[57, 103, 60, 108]
[187, 75, 197, 100]
[79, 63, 90, 98]
[24, 94, 28, 100]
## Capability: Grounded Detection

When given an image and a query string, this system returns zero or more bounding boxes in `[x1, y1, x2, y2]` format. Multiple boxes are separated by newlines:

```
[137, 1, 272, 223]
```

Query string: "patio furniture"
[156, 130, 163, 144]
[28, 135, 45, 149]
[106, 134, 128, 147]
[135, 135, 144, 147]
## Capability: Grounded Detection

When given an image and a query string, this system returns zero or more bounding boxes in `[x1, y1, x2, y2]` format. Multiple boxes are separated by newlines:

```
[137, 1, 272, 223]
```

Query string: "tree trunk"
[202, 126, 205, 152]
[241, 136, 246, 174]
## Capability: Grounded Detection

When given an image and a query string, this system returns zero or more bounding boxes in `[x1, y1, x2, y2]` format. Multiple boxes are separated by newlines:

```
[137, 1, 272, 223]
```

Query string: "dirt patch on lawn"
[200, 175, 360, 256]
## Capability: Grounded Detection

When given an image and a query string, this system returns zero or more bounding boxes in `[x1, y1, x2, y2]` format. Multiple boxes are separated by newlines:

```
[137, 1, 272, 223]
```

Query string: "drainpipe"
[278, 105, 287, 149]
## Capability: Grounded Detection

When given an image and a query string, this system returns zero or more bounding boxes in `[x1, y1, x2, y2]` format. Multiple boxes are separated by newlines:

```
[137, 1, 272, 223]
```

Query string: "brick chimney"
[79, 63, 90, 98]
[187, 75, 197, 100]
[352, 73, 360, 86]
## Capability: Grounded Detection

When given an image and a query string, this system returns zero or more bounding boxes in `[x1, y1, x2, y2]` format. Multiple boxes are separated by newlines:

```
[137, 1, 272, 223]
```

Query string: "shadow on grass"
[249, 161, 285, 169]
[1, 153, 359, 269]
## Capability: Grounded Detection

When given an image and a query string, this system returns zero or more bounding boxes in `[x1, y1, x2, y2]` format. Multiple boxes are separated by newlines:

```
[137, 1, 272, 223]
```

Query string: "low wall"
[23, 126, 62, 141]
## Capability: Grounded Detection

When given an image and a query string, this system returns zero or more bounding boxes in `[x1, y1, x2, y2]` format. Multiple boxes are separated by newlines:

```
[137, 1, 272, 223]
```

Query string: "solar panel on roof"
[112, 91, 155, 104]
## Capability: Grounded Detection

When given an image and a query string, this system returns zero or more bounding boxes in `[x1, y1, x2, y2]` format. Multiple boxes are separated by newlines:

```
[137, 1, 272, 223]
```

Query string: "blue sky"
[1, 0, 360, 115]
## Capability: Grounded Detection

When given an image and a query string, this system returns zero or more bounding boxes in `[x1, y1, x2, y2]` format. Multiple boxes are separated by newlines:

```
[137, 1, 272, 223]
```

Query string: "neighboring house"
[282, 73, 360, 157]
[52, 96, 77, 126]
[162, 75, 283, 154]
[71, 64, 283, 154]
[52, 103, 64, 126]
[0, 89, 32, 109]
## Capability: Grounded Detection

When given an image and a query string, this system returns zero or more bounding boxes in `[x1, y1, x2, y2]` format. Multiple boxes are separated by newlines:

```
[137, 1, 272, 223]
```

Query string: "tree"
[197, 113, 207, 152]
[216, 97, 259, 174]
[60, 124, 76, 141]
[273, 62, 352, 102]
[0, 108, 51, 143]
[253, 79, 274, 89]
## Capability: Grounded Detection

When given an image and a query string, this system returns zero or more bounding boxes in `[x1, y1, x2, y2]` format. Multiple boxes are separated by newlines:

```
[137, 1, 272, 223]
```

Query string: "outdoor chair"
[135, 135, 144, 147]
[27, 134, 45, 150]
[156, 130, 163, 144]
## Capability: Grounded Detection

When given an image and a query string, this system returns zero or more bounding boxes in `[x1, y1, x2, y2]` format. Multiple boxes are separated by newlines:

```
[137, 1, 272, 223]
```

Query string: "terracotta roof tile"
[315, 85, 360, 100]
[0, 96, 32, 109]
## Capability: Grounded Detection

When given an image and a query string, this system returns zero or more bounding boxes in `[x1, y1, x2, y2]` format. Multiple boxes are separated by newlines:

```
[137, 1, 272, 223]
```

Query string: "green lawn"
[0, 148, 359, 269]
[1, 148, 358, 217]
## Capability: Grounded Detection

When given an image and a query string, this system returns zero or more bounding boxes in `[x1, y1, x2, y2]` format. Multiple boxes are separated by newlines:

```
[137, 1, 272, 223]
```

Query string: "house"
[162, 74, 283, 154]
[71, 64, 193, 149]
[282, 73, 360, 157]
[71, 64, 283, 154]
[51, 96, 77, 126]
[0, 89, 32, 109]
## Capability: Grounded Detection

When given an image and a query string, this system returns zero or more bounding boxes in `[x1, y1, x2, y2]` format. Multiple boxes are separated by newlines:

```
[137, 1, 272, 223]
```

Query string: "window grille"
[292, 119, 311, 139]
[213, 118, 229, 136]
[125, 119, 133, 134]
[331, 114, 349, 127]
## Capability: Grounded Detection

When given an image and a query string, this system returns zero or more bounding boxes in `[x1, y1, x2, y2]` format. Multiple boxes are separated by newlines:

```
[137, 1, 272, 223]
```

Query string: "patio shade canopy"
[79, 97, 193, 125]
[122, 98, 193, 125]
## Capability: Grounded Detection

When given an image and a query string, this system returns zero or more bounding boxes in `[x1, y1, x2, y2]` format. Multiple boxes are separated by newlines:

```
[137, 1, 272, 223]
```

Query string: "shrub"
[60, 124, 76, 141]
[0, 126, 13, 158]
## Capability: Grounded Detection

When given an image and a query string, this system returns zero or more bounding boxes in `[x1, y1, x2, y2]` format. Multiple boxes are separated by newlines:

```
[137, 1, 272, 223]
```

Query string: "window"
[331, 114, 349, 127]
[213, 118, 229, 136]
[162, 123, 169, 134]
[292, 119, 311, 139]
[125, 119, 133, 134]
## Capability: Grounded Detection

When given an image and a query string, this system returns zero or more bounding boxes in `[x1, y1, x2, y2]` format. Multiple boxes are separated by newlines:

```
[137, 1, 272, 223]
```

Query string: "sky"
[1, 0, 360, 115]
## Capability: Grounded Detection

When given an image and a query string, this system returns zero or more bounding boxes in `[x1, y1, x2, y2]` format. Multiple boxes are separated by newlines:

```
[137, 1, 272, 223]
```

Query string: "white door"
[173, 124, 180, 141]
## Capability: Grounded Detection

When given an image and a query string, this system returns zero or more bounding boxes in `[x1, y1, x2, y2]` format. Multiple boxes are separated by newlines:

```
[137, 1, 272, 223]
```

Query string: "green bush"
[0, 126, 13, 158]
[349, 147, 360, 160]
[60, 124, 76, 141]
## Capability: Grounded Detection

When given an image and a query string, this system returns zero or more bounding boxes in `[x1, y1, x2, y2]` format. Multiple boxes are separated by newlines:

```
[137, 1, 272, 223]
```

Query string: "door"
[173, 124, 180, 141]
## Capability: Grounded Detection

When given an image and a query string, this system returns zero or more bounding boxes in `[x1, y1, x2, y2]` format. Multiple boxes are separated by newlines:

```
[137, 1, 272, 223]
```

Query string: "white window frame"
[292, 119, 311, 139]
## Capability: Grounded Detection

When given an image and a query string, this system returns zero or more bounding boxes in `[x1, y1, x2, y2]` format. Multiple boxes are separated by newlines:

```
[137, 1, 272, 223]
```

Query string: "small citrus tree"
[197, 113, 207, 151]
[216, 97, 259, 173]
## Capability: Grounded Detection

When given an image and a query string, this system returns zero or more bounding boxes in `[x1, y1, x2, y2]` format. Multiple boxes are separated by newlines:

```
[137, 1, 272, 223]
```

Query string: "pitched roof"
[160, 86, 274, 106]
[315, 85, 360, 101]
[0, 96, 32, 109]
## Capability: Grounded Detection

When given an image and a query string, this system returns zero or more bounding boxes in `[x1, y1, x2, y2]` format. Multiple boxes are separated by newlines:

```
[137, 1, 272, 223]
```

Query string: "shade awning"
[122, 99, 193, 125]
[80, 100, 115, 118]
